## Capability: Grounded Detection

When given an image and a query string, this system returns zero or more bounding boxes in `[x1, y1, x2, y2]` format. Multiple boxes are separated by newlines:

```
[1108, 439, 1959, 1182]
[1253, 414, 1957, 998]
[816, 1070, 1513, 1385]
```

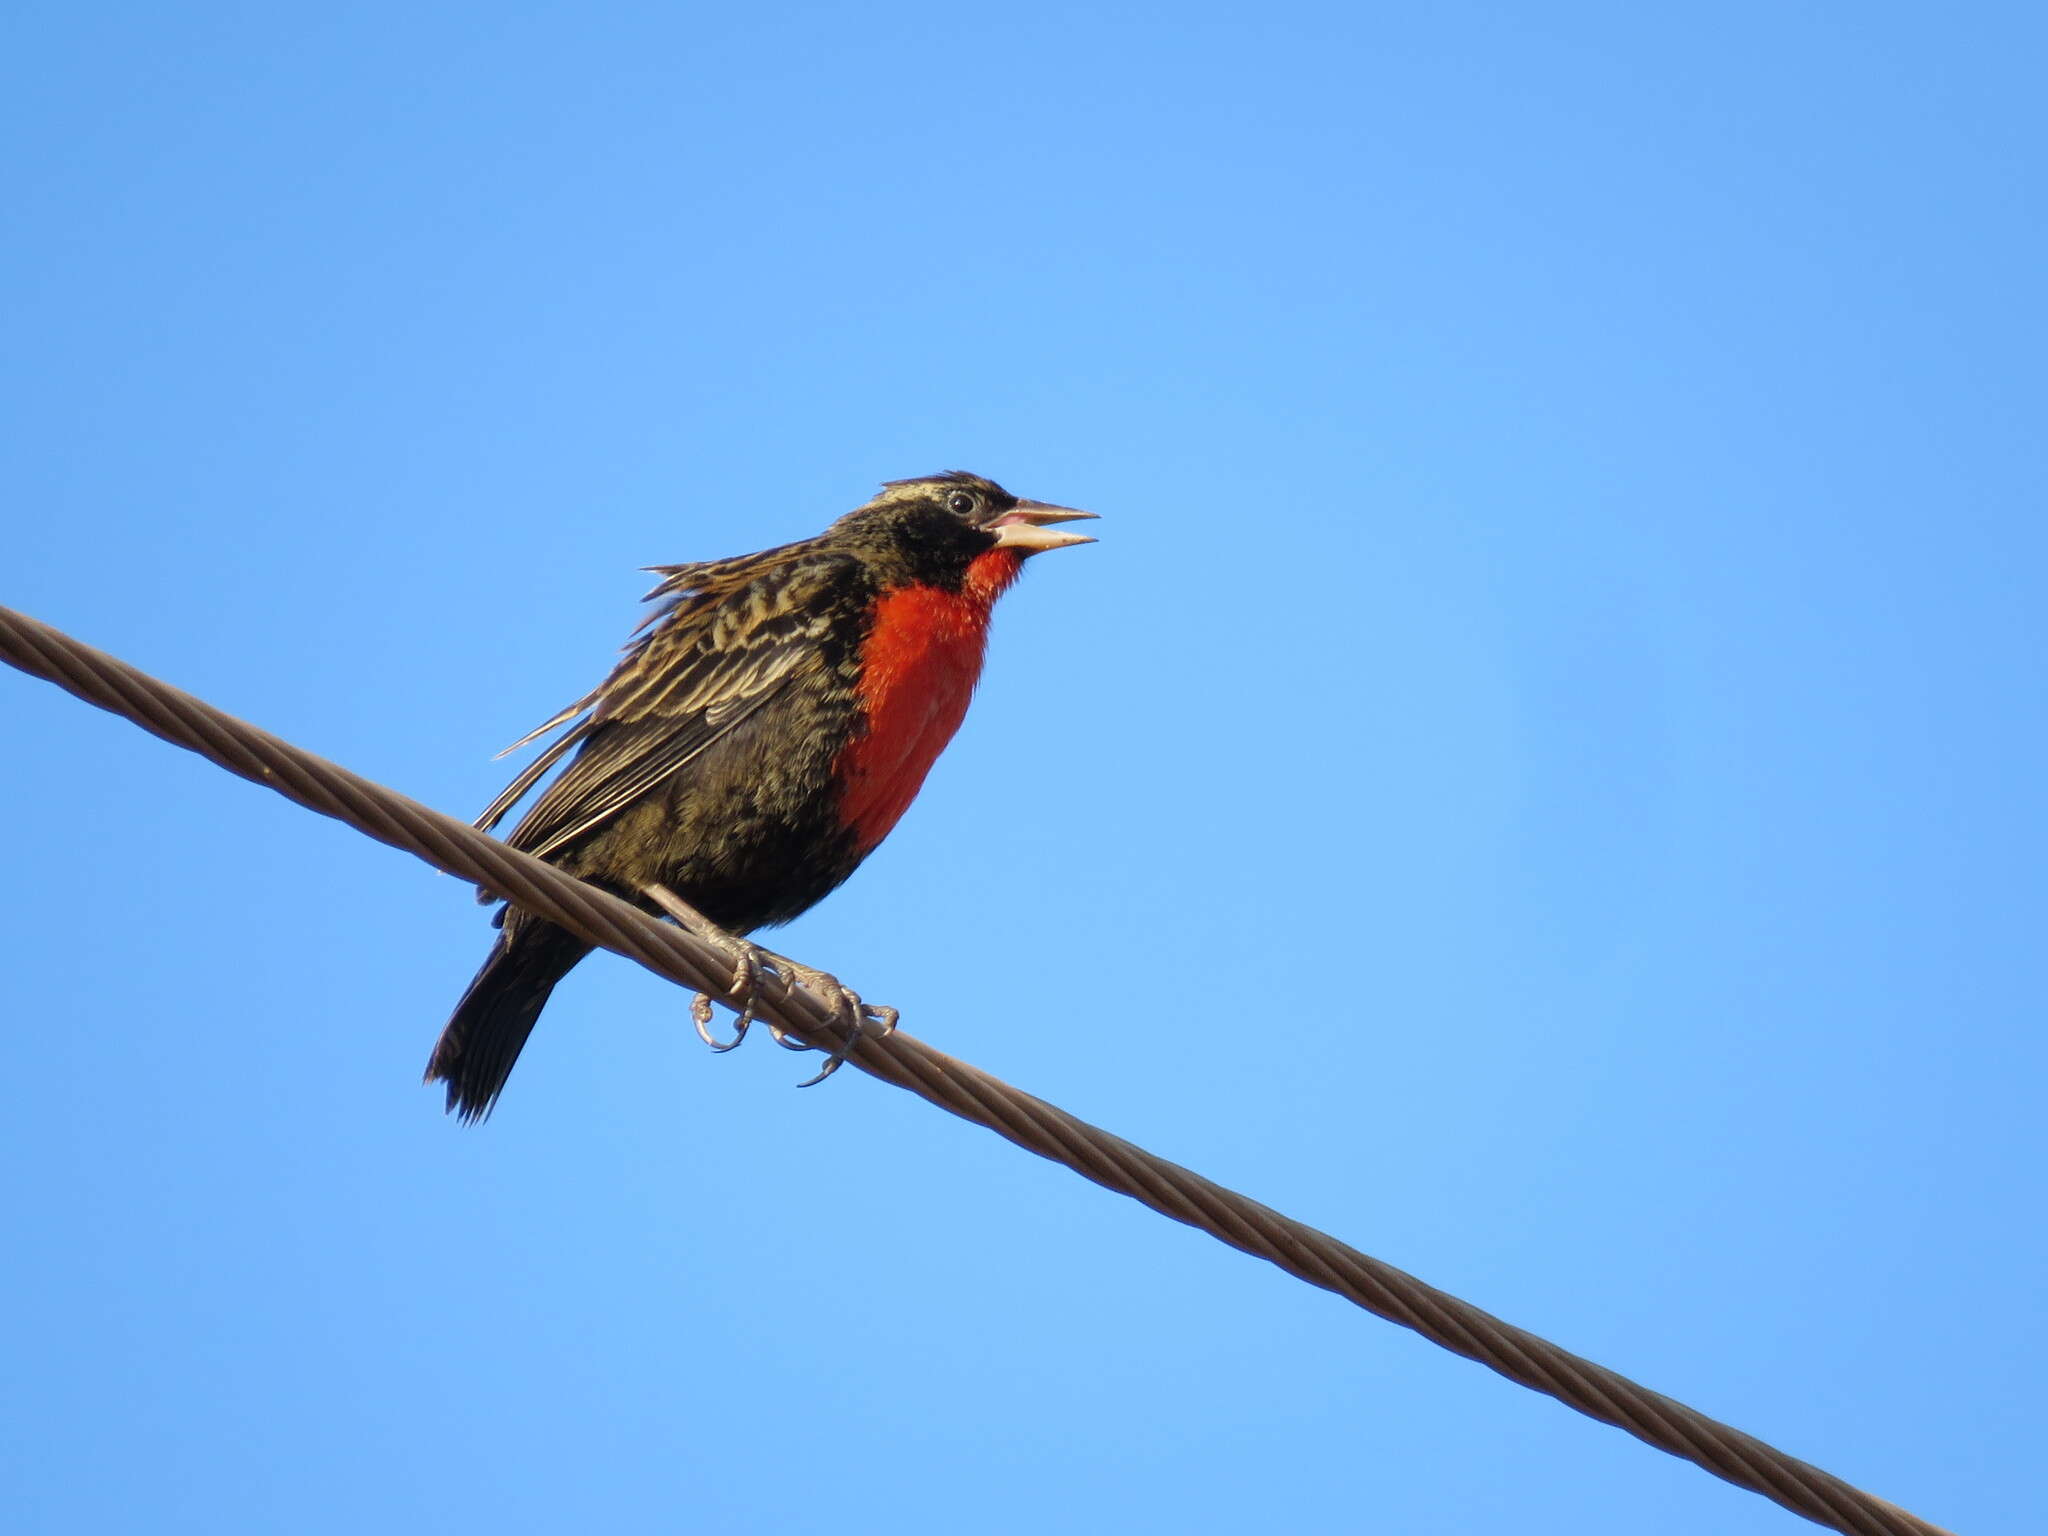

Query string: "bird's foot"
[644, 884, 896, 1083]
[643, 884, 767, 1051]
[756, 954, 898, 1087]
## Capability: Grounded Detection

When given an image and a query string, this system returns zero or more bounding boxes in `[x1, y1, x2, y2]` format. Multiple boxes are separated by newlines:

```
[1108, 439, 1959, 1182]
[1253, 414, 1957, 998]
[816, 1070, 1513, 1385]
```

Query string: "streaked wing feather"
[478, 551, 852, 862]
[475, 719, 595, 833]
[505, 653, 811, 861]
[495, 695, 596, 758]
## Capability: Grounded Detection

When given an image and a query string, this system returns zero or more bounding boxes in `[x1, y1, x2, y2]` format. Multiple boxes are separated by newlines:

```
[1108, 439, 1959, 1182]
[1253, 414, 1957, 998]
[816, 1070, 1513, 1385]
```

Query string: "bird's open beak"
[990, 500, 1100, 553]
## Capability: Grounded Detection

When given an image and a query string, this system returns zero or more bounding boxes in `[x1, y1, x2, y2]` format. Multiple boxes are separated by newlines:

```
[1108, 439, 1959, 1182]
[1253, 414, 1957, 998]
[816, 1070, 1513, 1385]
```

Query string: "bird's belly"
[564, 682, 862, 935]
[832, 583, 992, 854]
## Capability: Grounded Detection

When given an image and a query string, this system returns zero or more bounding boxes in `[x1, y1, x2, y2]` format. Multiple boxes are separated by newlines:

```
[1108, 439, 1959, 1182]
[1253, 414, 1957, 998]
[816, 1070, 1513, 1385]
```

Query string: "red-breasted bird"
[426, 472, 1097, 1120]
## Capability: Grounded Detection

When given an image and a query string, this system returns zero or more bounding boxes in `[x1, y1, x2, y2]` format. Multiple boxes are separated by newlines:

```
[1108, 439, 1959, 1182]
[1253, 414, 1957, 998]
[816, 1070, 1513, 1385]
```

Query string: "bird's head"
[836, 472, 1098, 593]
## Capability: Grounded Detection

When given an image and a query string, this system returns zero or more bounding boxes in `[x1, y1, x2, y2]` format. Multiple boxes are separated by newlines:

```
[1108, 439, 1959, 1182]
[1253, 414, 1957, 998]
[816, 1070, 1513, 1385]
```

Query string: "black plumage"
[426, 473, 1097, 1121]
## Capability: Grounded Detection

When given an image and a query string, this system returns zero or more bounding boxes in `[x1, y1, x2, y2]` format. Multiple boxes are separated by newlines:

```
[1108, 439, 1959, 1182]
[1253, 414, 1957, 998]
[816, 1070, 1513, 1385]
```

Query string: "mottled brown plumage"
[426, 472, 1095, 1120]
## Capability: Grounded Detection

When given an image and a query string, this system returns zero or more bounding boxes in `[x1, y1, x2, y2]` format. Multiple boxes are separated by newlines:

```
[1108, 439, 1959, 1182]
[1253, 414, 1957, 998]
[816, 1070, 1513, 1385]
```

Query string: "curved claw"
[730, 1000, 758, 1035]
[692, 991, 750, 1052]
[724, 952, 761, 1039]
[795, 984, 875, 1087]
[766, 1021, 814, 1052]
[685, 939, 768, 1054]
[793, 1049, 851, 1088]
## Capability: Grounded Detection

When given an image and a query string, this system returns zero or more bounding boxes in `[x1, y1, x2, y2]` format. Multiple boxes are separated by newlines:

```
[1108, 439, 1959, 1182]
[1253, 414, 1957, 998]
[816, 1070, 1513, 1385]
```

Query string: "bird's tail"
[426, 918, 591, 1123]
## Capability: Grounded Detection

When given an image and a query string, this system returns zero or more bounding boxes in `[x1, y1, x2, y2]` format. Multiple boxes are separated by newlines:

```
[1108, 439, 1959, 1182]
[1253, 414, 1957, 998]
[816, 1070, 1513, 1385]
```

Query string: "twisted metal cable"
[0, 602, 1949, 1536]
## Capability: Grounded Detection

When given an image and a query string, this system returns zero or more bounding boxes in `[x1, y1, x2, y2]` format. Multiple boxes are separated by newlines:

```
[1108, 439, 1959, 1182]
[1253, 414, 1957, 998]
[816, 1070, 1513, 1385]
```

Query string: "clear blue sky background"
[3, 5, 2040, 1533]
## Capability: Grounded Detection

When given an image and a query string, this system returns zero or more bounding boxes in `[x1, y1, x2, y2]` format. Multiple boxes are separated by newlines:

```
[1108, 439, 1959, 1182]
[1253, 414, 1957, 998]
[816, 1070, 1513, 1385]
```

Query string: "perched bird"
[426, 472, 1097, 1121]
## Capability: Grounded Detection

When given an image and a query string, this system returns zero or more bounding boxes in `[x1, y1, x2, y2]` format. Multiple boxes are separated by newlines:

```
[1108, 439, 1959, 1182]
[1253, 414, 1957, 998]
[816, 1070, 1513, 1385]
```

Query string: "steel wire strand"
[0, 602, 1949, 1536]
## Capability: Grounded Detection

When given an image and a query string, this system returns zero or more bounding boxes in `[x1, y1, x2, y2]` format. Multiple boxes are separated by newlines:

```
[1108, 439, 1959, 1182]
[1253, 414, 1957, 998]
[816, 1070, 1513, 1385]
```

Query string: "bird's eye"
[947, 491, 977, 516]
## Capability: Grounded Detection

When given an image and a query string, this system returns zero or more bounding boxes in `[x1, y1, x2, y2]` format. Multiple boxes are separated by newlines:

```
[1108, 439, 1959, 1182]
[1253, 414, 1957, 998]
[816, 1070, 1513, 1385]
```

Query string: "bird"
[426, 471, 1097, 1121]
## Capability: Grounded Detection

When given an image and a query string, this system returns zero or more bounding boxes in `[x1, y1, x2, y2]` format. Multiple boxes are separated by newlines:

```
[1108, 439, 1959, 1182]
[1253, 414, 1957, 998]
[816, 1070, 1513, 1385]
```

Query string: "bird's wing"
[478, 550, 858, 864]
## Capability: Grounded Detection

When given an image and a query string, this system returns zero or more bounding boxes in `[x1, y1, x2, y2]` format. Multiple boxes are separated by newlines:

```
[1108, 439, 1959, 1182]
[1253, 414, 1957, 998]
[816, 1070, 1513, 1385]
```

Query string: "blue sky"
[3, 4, 2041, 1532]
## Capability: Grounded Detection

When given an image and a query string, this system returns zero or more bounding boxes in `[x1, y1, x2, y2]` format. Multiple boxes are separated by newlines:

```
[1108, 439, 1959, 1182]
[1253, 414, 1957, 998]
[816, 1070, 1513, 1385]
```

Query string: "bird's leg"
[642, 883, 897, 1083]
[644, 883, 761, 1052]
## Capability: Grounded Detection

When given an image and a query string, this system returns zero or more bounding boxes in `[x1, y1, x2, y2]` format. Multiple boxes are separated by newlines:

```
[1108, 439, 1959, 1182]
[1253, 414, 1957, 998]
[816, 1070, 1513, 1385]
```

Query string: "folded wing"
[478, 548, 855, 864]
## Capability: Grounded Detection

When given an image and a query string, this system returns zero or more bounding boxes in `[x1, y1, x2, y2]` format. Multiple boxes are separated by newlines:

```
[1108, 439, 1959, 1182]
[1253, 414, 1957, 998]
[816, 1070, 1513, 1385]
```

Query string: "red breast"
[833, 548, 1025, 852]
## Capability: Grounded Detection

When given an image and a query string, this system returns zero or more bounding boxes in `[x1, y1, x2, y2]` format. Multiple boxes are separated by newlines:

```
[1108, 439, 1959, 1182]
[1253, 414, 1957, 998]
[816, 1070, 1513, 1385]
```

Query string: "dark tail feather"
[427, 919, 592, 1123]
